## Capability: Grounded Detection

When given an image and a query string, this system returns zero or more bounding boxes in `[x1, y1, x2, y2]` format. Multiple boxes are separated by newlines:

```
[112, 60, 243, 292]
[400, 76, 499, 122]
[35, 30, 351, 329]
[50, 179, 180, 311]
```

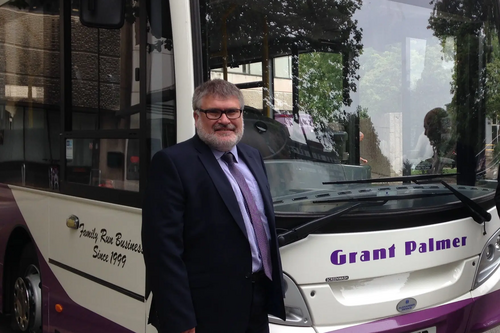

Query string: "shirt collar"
[213, 146, 239, 163]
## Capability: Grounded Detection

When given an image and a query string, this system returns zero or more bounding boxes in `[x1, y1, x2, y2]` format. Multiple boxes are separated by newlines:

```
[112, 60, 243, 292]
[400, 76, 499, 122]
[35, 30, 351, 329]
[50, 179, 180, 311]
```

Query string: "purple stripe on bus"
[326, 298, 473, 333]
[0, 183, 22, 314]
[0, 185, 136, 333]
[325, 287, 500, 333]
[40, 257, 137, 333]
[466, 289, 500, 332]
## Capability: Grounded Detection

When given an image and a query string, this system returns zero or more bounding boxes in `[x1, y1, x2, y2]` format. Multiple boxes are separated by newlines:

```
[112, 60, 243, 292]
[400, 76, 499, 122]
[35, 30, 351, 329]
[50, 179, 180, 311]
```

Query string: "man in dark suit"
[142, 79, 286, 333]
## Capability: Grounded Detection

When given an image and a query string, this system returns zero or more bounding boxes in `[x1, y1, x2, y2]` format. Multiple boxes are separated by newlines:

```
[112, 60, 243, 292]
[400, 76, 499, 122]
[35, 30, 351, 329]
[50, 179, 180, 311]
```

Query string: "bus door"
[46, 1, 147, 332]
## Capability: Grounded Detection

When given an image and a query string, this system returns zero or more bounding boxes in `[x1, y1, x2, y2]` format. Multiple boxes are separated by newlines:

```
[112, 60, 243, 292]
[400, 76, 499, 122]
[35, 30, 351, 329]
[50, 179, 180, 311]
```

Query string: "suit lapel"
[193, 137, 248, 238]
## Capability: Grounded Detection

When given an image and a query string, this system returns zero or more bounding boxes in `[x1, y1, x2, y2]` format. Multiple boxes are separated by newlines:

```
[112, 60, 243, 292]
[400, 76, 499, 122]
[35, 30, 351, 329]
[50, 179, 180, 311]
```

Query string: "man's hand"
[182, 329, 195, 333]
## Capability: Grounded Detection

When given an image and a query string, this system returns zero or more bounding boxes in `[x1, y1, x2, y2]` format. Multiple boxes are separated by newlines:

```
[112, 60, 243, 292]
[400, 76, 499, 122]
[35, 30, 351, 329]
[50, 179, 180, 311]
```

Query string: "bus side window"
[66, 138, 139, 192]
[0, 106, 60, 190]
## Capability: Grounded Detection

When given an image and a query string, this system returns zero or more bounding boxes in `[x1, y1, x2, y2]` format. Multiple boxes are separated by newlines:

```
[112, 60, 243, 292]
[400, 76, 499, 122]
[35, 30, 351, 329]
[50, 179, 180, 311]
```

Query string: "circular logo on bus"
[396, 298, 417, 313]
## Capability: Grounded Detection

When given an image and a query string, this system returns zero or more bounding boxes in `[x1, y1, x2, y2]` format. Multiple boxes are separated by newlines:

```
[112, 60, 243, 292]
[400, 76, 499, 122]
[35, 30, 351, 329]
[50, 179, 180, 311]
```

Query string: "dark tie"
[222, 152, 272, 280]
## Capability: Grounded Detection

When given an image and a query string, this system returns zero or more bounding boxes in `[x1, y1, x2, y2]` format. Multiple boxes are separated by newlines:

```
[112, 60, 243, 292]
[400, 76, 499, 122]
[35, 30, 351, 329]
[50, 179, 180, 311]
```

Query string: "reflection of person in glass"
[423, 107, 454, 174]
[359, 131, 368, 164]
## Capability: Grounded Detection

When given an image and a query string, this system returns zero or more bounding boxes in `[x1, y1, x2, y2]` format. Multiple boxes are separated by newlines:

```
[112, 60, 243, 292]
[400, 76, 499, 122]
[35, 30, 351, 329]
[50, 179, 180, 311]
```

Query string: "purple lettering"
[462, 236, 467, 246]
[419, 242, 427, 253]
[389, 244, 396, 258]
[436, 239, 451, 250]
[331, 244, 398, 266]
[429, 238, 434, 251]
[405, 241, 416, 255]
[331, 250, 346, 265]
[373, 248, 386, 260]
[453, 237, 460, 247]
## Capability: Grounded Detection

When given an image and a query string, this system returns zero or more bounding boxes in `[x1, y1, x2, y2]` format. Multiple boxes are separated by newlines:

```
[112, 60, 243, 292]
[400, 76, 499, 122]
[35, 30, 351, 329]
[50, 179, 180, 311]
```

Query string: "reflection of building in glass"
[0, 5, 141, 191]
[211, 56, 293, 111]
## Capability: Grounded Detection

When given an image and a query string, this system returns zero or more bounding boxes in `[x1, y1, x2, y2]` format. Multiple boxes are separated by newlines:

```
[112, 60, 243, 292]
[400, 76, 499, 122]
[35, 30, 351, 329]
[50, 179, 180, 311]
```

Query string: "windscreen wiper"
[324, 173, 491, 232]
[278, 201, 372, 247]
[323, 173, 458, 185]
[277, 191, 456, 247]
[416, 179, 491, 230]
[277, 183, 492, 247]
[312, 192, 453, 204]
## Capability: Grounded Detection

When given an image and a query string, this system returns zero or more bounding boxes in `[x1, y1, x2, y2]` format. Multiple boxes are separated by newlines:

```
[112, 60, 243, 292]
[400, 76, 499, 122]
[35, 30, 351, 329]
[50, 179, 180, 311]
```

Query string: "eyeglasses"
[197, 108, 242, 120]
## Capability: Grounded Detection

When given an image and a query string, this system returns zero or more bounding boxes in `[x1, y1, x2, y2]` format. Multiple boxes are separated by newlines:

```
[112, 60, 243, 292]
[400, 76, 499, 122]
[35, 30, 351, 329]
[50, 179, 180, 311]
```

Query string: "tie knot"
[222, 152, 236, 165]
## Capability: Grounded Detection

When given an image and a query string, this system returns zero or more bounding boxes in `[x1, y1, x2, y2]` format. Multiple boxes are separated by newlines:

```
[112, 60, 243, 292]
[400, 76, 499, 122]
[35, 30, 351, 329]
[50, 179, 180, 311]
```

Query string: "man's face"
[194, 95, 244, 152]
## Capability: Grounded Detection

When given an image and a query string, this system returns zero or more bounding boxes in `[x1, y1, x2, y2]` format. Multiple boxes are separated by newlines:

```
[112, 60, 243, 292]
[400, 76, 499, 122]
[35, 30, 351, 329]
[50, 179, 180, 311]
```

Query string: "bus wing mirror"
[254, 121, 268, 134]
[80, 0, 125, 29]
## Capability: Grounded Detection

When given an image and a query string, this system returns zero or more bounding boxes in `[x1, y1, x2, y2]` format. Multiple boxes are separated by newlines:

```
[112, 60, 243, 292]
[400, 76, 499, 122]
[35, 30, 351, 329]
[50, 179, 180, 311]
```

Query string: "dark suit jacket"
[142, 135, 286, 333]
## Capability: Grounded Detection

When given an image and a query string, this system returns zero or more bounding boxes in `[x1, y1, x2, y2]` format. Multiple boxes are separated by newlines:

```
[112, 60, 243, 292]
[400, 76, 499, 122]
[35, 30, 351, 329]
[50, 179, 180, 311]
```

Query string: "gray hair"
[192, 79, 245, 111]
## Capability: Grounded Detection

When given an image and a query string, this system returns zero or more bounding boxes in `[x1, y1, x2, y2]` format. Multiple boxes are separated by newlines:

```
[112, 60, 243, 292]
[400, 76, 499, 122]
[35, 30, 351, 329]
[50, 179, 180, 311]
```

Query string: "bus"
[1, 0, 500, 332]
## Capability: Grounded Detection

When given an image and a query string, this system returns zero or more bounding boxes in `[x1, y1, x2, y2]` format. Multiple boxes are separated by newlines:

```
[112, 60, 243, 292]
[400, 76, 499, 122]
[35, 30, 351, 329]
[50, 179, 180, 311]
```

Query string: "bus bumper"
[270, 288, 500, 333]
[467, 261, 500, 333]
[269, 262, 500, 333]
[270, 324, 316, 333]
[466, 289, 500, 332]
[270, 297, 475, 333]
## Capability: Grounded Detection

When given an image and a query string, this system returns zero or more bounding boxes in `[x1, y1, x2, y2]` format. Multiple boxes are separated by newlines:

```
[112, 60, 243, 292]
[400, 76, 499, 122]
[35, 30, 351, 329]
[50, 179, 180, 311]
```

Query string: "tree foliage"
[486, 35, 500, 121]
[428, 0, 496, 184]
[298, 52, 344, 127]
[206, 0, 363, 125]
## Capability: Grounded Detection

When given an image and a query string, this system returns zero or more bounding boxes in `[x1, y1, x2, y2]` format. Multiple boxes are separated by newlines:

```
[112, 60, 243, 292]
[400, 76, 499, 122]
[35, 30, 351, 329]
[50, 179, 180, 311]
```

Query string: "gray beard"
[196, 120, 244, 152]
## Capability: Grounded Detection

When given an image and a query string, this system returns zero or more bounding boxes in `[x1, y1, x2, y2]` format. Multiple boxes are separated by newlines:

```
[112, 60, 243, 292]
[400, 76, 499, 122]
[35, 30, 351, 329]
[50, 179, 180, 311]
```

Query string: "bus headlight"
[269, 273, 312, 326]
[473, 228, 500, 289]
[495, 234, 500, 250]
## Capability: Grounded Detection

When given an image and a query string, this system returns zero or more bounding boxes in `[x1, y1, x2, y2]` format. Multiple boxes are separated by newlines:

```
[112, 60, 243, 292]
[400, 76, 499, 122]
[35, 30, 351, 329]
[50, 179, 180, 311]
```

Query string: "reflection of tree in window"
[205, 0, 363, 133]
[429, 0, 493, 184]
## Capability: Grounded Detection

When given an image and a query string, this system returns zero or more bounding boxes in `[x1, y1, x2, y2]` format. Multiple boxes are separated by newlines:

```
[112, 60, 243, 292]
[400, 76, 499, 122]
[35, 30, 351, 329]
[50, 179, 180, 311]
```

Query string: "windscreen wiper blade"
[278, 202, 370, 247]
[312, 192, 452, 204]
[325, 173, 491, 230]
[278, 189, 478, 247]
[416, 179, 492, 227]
[323, 173, 458, 185]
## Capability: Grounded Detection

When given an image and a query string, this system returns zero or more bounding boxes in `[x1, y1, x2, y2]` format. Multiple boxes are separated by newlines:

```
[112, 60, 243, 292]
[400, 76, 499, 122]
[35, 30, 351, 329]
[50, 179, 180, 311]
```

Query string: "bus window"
[201, 0, 500, 215]
[211, 63, 267, 113]
[0, 106, 24, 186]
[52, 0, 147, 201]
[0, 1, 61, 190]
[147, 0, 176, 159]
[71, 11, 140, 131]
[66, 138, 139, 192]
